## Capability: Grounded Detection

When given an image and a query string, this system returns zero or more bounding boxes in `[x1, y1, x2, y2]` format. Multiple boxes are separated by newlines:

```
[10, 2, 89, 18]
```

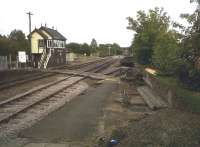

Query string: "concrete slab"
[129, 96, 146, 105]
[19, 81, 118, 143]
[137, 86, 168, 110]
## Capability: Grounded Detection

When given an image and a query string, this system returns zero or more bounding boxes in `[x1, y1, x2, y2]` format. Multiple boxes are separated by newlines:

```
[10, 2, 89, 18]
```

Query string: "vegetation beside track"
[138, 63, 200, 112]
[126, 0, 200, 112]
[153, 74, 200, 113]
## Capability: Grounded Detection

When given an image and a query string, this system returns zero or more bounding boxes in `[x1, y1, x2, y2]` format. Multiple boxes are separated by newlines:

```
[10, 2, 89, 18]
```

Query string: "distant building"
[28, 26, 67, 68]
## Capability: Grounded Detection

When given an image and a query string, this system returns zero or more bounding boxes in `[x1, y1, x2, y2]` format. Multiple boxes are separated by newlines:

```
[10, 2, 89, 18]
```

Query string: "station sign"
[18, 51, 26, 63]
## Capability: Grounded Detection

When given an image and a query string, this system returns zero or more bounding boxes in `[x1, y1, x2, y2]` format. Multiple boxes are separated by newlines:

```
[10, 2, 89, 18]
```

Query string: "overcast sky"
[0, 0, 196, 46]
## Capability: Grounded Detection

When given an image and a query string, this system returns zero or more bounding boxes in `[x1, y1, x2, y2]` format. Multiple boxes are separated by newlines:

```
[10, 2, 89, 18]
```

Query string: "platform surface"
[19, 81, 117, 147]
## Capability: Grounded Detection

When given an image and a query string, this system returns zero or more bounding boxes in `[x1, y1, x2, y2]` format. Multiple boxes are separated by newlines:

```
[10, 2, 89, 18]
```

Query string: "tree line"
[0, 30, 123, 60]
[127, 0, 200, 90]
[66, 39, 122, 57]
[0, 30, 29, 60]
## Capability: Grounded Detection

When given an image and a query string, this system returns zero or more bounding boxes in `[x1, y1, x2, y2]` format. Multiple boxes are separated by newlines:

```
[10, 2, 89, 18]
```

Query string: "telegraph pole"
[26, 11, 33, 66]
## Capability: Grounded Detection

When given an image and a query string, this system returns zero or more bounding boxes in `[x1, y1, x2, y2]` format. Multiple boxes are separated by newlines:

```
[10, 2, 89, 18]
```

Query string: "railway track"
[0, 59, 113, 133]
[0, 76, 82, 124]
[54, 58, 104, 70]
[75, 58, 115, 73]
[0, 58, 105, 91]
[0, 72, 55, 91]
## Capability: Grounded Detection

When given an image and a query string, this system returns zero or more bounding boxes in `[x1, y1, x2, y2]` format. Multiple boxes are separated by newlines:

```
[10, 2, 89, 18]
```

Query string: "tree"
[127, 7, 171, 65]
[173, 0, 200, 90]
[66, 42, 92, 55]
[152, 31, 180, 74]
[179, 0, 200, 68]
[8, 29, 29, 56]
[0, 30, 28, 60]
[66, 42, 82, 54]
[96, 43, 122, 57]
[81, 43, 91, 56]
[9, 29, 27, 41]
[110, 43, 122, 55]
[0, 35, 10, 56]
[98, 44, 109, 57]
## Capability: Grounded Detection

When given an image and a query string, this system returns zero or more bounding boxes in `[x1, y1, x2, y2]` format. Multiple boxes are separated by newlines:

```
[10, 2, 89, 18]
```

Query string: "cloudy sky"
[0, 0, 196, 46]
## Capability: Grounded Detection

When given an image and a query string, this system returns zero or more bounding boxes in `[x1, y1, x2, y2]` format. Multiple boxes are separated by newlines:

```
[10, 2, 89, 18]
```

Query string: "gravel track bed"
[0, 58, 115, 146]
[0, 81, 88, 145]
[0, 76, 83, 123]
[0, 58, 112, 103]
[0, 70, 40, 82]
[0, 74, 63, 102]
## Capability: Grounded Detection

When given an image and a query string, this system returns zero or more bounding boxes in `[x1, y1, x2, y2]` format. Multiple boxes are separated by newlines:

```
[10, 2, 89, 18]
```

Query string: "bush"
[134, 47, 152, 65]
[181, 69, 200, 91]
[175, 61, 200, 91]
[152, 31, 180, 75]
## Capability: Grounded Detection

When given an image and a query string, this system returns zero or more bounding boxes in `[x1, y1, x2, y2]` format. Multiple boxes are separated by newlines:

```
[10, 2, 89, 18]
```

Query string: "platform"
[18, 81, 118, 147]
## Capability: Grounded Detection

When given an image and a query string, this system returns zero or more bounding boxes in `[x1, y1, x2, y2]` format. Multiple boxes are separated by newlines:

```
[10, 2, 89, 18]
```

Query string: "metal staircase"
[38, 49, 51, 69]
[44, 49, 52, 69]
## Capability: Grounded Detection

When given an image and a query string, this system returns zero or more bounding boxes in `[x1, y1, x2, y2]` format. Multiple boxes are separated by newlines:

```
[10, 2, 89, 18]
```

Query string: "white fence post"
[0, 56, 8, 70]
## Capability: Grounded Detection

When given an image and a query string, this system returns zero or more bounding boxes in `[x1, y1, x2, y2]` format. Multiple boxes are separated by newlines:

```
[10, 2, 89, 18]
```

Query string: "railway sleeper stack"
[137, 86, 168, 110]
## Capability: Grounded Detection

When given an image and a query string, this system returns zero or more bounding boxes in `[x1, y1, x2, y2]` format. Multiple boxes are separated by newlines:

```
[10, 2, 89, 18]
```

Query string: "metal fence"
[0, 56, 8, 70]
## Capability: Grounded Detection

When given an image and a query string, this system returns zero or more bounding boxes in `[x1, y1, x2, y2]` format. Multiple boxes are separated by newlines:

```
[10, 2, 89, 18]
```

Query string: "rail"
[0, 59, 113, 125]
[0, 58, 106, 90]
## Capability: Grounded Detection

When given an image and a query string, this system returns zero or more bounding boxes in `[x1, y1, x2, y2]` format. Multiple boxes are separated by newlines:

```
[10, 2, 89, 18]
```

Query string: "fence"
[0, 56, 8, 70]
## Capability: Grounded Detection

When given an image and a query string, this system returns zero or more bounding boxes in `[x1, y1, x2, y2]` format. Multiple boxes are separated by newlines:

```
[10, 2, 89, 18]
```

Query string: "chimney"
[52, 26, 54, 30]
[45, 23, 47, 27]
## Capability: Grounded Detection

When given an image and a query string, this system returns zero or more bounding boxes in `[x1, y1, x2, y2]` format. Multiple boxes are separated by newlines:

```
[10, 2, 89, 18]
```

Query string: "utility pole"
[26, 11, 33, 66]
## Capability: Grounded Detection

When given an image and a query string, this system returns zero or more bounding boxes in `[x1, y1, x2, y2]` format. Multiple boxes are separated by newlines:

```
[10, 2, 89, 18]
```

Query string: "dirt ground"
[116, 109, 200, 147]
[94, 78, 200, 147]
[92, 78, 152, 146]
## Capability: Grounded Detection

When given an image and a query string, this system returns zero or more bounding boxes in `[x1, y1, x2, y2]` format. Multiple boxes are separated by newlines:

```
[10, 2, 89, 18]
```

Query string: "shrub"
[134, 47, 152, 65]
[175, 60, 200, 91]
[152, 31, 180, 75]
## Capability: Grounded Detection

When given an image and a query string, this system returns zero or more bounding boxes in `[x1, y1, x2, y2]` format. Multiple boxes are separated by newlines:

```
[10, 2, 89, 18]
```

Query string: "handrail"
[38, 49, 47, 69]
[44, 49, 52, 69]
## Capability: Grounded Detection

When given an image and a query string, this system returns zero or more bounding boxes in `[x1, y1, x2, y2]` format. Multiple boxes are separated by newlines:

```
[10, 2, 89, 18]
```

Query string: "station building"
[29, 26, 67, 68]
